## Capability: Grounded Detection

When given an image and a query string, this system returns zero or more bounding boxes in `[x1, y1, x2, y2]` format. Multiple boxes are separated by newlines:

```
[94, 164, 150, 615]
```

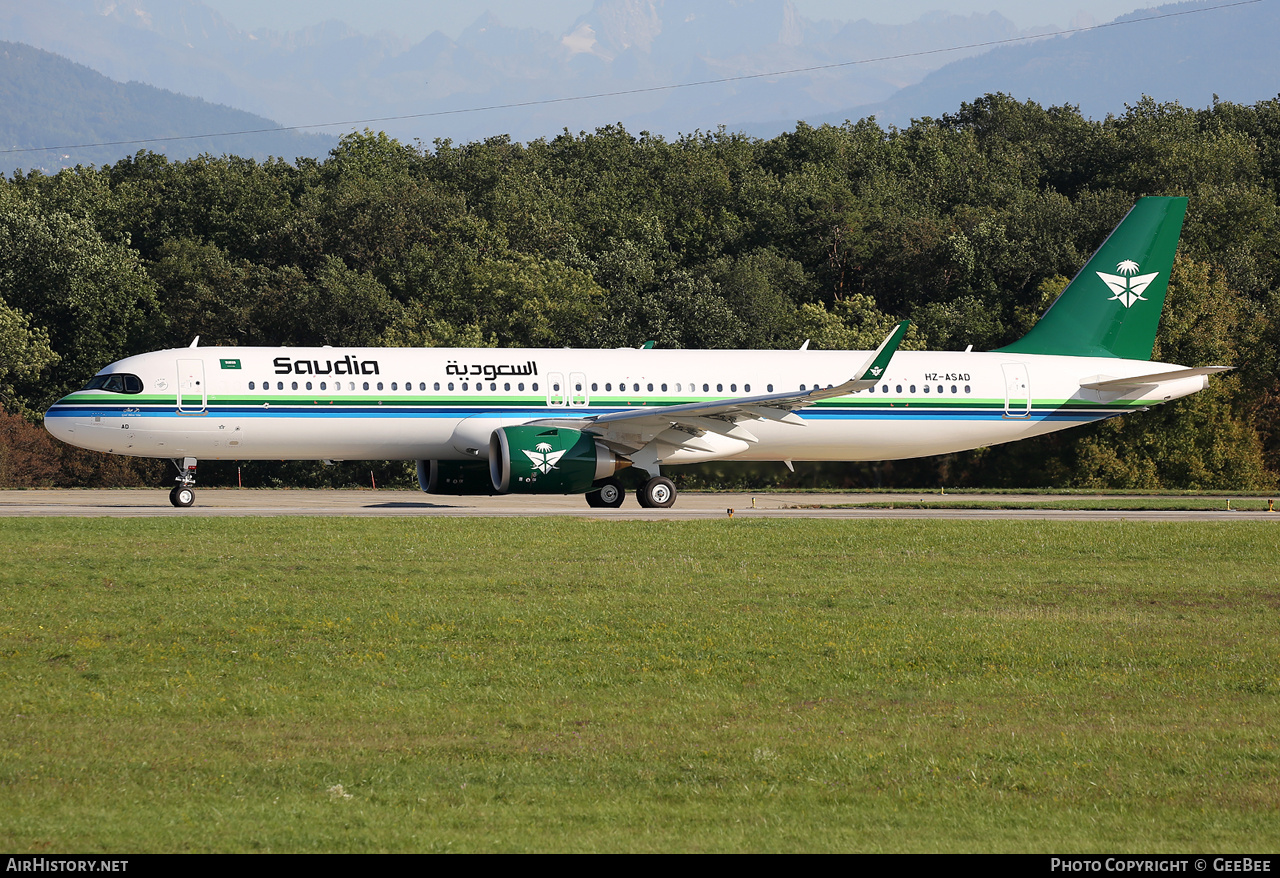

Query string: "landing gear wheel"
[637, 476, 676, 509]
[169, 457, 198, 509]
[596, 478, 625, 508]
[585, 478, 626, 509]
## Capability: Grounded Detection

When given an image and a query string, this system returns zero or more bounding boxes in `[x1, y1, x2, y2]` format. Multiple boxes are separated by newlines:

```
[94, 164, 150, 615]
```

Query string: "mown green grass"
[1, 519, 1277, 852]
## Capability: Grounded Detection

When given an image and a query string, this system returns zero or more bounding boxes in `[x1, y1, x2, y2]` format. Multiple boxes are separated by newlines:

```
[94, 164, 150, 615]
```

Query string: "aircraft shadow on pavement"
[365, 501, 458, 508]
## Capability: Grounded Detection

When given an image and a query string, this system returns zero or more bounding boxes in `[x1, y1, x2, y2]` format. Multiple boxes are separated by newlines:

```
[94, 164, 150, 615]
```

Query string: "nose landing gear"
[169, 457, 197, 507]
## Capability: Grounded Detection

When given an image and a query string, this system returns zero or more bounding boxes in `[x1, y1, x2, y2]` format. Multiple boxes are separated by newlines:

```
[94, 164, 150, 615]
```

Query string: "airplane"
[44, 196, 1229, 509]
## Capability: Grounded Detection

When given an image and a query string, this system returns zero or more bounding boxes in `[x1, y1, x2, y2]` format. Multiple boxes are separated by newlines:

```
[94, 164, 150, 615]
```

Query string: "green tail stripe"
[996, 197, 1187, 360]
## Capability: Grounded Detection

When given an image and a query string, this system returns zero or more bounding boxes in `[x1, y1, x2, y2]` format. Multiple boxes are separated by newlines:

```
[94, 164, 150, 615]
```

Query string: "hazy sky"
[198, 1, 1151, 40]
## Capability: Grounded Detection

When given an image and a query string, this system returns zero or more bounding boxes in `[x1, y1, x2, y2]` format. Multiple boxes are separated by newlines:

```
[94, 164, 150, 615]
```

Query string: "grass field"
[1, 518, 1277, 852]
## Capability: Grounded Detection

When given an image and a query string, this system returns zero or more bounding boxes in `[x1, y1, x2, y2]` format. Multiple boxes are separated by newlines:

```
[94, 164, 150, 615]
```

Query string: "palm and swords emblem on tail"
[1096, 260, 1160, 309]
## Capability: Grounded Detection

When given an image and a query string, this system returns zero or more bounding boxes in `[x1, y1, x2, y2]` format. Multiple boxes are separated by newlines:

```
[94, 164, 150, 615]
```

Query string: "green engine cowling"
[417, 460, 497, 495]
[490, 426, 628, 494]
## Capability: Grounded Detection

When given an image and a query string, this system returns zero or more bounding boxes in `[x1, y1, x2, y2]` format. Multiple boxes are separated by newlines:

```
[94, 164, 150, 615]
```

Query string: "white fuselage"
[44, 345, 1208, 464]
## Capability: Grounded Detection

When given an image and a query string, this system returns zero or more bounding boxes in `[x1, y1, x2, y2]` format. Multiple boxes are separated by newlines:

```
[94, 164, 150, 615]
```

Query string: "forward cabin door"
[1001, 363, 1030, 419]
[177, 359, 207, 414]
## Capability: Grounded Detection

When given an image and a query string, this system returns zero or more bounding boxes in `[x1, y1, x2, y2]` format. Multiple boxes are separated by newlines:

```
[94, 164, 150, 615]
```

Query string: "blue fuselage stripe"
[45, 401, 1119, 424]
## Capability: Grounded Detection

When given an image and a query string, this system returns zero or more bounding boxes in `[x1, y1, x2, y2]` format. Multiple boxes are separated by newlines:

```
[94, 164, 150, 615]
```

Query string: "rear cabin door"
[1001, 363, 1031, 419]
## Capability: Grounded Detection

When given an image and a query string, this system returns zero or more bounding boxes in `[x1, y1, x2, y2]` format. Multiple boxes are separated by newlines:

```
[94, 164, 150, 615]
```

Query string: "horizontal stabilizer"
[1080, 366, 1232, 392]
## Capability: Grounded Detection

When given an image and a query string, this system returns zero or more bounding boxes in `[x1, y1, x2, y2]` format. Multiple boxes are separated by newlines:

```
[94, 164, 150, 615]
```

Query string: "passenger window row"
[241, 380, 976, 395]
[866, 384, 973, 394]
[247, 380, 542, 392]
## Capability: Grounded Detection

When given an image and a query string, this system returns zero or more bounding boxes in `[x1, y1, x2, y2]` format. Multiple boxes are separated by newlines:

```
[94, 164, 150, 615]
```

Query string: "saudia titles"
[274, 355, 380, 375]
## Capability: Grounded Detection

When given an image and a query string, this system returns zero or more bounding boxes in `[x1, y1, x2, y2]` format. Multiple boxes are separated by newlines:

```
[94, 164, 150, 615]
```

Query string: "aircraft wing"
[530, 321, 909, 455]
[1080, 365, 1232, 393]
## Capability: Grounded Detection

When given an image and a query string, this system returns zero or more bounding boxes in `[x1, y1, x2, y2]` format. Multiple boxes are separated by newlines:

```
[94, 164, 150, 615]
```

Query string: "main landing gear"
[636, 475, 676, 509]
[169, 457, 197, 508]
[583, 475, 677, 508]
[586, 477, 626, 508]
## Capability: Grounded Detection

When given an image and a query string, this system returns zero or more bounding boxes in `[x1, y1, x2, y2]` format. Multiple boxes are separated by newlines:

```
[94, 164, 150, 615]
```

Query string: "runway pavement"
[0, 489, 1276, 521]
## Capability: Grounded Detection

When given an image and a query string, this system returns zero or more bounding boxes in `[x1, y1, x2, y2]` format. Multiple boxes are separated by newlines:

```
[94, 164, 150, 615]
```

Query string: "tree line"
[2, 93, 1277, 490]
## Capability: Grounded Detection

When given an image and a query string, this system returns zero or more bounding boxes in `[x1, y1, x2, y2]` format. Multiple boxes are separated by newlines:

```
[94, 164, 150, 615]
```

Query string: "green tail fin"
[996, 196, 1187, 360]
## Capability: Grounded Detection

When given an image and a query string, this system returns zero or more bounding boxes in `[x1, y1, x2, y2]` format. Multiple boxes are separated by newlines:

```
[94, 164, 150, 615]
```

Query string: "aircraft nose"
[44, 401, 76, 443]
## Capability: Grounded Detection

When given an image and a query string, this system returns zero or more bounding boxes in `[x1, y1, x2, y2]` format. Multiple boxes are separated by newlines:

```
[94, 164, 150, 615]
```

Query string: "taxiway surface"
[0, 489, 1274, 521]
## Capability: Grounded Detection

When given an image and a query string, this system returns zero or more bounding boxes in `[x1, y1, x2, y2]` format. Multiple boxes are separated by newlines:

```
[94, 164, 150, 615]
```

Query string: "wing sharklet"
[853, 321, 910, 384]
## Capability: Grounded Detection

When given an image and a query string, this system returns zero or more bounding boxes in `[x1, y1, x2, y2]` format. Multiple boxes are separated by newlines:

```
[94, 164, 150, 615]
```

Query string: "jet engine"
[417, 459, 497, 495]
[489, 426, 628, 494]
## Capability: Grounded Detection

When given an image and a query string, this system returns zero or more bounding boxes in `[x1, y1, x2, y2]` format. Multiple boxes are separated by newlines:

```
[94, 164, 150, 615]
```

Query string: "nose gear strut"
[169, 457, 197, 507]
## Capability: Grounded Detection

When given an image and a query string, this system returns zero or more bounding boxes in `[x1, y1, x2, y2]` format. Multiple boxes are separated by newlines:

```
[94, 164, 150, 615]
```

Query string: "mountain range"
[0, 0, 1275, 174]
[851, 0, 1279, 128]
[0, 40, 335, 174]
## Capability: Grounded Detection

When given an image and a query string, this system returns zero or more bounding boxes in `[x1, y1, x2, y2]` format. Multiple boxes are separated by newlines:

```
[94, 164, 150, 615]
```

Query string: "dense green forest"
[2, 93, 1277, 491]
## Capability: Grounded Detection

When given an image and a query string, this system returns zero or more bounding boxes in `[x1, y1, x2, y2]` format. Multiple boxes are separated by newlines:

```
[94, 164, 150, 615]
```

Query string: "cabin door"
[177, 359, 207, 414]
[1001, 363, 1030, 419]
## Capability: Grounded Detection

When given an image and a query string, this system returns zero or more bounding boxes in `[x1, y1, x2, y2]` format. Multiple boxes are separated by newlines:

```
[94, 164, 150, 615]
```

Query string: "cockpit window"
[84, 373, 144, 394]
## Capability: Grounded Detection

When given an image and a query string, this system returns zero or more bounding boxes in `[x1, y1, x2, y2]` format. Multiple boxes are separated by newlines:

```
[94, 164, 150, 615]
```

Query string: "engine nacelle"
[489, 426, 627, 494]
[417, 459, 498, 495]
